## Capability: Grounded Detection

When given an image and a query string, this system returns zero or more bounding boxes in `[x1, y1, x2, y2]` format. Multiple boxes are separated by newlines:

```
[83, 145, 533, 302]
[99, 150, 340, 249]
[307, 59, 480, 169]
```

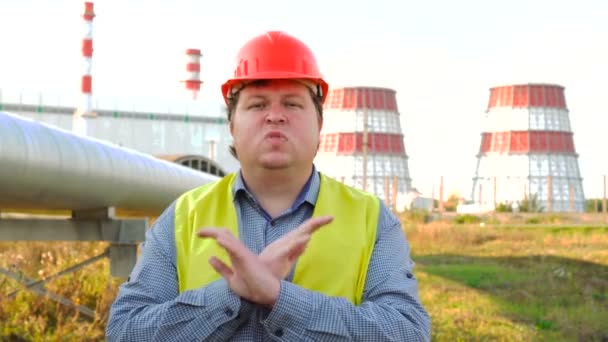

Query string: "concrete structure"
[469, 83, 585, 212]
[315, 86, 412, 206]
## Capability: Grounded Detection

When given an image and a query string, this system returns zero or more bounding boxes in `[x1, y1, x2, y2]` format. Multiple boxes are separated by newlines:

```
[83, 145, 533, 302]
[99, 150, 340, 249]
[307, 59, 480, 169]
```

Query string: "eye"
[285, 102, 302, 108]
[248, 102, 265, 110]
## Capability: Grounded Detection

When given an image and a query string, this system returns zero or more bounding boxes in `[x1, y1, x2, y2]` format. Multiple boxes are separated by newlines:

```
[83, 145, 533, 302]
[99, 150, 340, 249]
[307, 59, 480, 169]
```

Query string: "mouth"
[264, 131, 287, 141]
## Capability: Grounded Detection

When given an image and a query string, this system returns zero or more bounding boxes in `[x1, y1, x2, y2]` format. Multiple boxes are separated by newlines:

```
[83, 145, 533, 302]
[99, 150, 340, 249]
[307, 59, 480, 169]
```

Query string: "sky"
[1, 0, 607, 198]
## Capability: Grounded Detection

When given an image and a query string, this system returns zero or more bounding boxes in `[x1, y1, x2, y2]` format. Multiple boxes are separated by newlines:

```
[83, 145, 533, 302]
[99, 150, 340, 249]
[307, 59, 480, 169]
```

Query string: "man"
[106, 31, 430, 341]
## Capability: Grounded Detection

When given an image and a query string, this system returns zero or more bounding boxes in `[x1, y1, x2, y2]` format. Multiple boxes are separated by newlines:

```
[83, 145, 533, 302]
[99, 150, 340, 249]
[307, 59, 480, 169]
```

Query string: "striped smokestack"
[73, 1, 95, 135]
[183, 49, 203, 100]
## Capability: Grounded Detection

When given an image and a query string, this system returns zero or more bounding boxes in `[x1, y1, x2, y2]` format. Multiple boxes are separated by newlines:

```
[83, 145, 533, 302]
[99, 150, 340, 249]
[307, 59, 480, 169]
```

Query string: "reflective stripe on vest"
[174, 172, 379, 305]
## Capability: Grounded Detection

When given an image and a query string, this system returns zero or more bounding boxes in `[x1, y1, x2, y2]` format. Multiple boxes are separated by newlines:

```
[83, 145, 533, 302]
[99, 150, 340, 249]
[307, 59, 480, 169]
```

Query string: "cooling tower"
[471, 83, 585, 212]
[315, 87, 412, 205]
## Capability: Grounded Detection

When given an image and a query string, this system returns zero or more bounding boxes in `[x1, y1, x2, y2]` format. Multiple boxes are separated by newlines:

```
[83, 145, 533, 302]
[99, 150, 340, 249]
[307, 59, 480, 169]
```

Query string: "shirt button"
[274, 328, 284, 337]
[224, 308, 234, 317]
[406, 272, 413, 279]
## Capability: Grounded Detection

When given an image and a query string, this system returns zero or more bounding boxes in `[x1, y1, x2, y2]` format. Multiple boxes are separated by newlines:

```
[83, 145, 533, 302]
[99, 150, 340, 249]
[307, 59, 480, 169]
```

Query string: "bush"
[586, 199, 605, 213]
[525, 217, 541, 224]
[519, 194, 543, 213]
[496, 202, 513, 213]
[454, 214, 482, 224]
[400, 209, 432, 224]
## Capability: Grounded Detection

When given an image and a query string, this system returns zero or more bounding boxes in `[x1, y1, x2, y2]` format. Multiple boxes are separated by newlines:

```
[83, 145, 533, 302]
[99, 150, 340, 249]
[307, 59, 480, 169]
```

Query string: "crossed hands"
[197, 216, 333, 308]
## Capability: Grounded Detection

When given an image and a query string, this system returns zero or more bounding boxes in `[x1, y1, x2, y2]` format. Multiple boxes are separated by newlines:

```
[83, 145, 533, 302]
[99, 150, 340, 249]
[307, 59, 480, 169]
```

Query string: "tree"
[518, 193, 543, 213]
[444, 194, 462, 212]
[495, 201, 513, 212]
[586, 199, 605, 213]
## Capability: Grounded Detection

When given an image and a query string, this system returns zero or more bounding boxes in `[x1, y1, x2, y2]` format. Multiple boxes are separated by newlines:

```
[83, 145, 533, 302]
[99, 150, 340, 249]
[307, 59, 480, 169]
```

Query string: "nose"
[265, 103, 286, 124]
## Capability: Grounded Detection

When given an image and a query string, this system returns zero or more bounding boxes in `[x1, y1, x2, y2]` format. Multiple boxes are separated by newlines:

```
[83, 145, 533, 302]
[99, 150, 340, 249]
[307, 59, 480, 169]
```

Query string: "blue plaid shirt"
[106, 169, 430, 341]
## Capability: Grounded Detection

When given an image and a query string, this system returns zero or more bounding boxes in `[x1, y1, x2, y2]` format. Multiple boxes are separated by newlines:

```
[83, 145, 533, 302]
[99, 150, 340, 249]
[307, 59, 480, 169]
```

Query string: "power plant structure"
[182, 49, 203, 100]
[72, 1, 96, 136]
[0, 2, 235, 316]
[315, 86, 413, 207]
[469, 83, 585, 212]
[0, 1, 238, 176]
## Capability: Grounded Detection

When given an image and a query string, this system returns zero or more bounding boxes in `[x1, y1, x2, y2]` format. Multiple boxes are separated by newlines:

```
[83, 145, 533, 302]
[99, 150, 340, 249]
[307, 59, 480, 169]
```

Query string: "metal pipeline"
[0, 111, 219, 215]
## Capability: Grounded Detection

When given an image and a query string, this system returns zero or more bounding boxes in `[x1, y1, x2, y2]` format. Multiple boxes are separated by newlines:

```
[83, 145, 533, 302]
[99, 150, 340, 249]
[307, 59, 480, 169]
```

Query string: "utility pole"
[493, 176, 497, 208]
[547, 175, 553, 213]
[362, 89, 368, 192]
[438, 176, 444, 212]
[569, 182, 574, 212]
[603, 175, 607, 217]
[392, 175, 398, 211]
[208, 140, 216, 161]
[384, 176, 389, 207]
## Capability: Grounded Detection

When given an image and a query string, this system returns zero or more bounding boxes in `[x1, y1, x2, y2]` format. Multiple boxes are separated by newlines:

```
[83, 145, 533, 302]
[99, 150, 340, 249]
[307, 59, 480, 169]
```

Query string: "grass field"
[1, 214, 607, 341]
[405, 221, 608, 341]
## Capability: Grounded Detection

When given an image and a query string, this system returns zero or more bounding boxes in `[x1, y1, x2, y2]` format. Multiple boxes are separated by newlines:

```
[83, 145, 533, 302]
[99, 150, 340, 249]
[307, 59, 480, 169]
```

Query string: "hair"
[226, 80, 324, 159]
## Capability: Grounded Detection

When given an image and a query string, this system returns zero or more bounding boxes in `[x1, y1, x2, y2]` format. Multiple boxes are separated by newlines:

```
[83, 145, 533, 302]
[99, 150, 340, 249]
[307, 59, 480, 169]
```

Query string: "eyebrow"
[243, 93, 306, 100]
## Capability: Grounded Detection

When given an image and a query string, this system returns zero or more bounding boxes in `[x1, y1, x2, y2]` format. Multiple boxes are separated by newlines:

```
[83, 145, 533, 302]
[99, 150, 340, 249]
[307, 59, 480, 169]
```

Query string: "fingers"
[298, 215, 333, 235]
[261, 216, 333, 260]
[198, 227, 256, 265]
[209, 256, 234, 279]
[216, 235, 249, 264]
[197, 227, 233, 239]
[287, 235, 311, 261]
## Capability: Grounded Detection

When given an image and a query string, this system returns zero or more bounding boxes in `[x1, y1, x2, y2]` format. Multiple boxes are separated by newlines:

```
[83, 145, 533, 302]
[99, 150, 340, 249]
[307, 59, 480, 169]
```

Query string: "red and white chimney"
[183, 49, 203, 100]
[73, 1, 95, 135]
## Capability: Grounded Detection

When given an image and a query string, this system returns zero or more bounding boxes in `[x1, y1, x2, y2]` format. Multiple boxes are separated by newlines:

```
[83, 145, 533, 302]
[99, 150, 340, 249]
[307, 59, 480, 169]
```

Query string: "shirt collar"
[233, 165, 320, 210]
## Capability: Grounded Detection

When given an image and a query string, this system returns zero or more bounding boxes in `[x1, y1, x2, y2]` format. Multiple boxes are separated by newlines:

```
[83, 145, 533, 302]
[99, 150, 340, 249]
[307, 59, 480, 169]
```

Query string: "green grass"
[420, 261, 528, 289]
[407, 224, 608, 341]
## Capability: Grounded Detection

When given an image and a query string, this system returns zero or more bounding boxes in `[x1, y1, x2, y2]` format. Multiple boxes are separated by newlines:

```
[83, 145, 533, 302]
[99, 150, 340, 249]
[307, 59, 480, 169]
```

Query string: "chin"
[259, 156, 291, 169]
[260, 161, 290, 170]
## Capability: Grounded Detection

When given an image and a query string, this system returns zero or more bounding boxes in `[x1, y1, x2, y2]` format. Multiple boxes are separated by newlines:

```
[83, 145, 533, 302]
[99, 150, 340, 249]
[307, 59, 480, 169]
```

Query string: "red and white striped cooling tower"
[471, 83, 585, 212]
[315, 87, 412, 205]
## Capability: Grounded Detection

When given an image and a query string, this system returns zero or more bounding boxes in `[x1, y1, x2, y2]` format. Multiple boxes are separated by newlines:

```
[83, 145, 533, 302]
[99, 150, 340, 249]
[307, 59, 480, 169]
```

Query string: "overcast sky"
[1, 0, 607, 198]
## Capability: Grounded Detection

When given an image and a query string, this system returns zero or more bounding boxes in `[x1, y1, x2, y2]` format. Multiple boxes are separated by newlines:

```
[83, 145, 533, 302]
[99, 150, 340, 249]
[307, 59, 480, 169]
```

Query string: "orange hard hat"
[221, 31, 329, 105]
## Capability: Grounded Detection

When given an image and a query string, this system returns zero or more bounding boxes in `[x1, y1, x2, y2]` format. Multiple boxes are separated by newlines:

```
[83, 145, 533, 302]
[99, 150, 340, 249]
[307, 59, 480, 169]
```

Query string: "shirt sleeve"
[105, 202, 254, 341]
[260, 201, 431, 341]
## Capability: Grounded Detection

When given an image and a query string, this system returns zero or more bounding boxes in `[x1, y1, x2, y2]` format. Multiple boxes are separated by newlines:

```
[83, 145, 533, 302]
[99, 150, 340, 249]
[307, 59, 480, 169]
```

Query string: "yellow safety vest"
[174, 172, 380, 305]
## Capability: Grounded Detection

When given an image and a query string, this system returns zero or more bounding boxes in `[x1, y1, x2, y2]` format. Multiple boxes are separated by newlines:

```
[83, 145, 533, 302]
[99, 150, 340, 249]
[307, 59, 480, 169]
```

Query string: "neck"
[241, 165, 313, 218]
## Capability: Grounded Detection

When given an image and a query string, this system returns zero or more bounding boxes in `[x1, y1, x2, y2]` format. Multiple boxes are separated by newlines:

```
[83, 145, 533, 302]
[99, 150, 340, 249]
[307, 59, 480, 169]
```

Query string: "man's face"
[230, 79, 322, 170]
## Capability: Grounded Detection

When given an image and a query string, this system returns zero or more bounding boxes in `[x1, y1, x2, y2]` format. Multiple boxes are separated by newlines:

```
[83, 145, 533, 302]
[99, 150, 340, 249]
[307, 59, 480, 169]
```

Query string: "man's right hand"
[259, 215, 333, 279]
